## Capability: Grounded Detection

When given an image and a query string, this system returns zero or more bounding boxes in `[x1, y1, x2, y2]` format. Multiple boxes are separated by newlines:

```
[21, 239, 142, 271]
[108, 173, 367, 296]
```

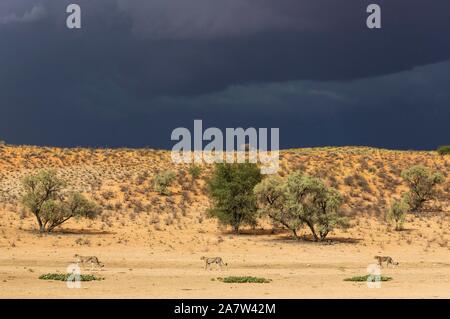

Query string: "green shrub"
[386, 198, 409, 230]
[207, 163, 262, 234]
[401, 165, 444, 211]
[188, 165, 202, 180]
[344, 275, 392, 282]
[39, 273, 104, 281]
[437, 146, 450, 155]
[217, 276, 271, 283]
[153, 171, 176, 195]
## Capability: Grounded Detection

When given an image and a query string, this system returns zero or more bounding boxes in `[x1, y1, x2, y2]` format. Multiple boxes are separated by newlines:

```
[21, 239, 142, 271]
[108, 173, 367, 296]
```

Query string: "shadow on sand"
[24, 228, 115, 236]
[220, 228, 362, 244]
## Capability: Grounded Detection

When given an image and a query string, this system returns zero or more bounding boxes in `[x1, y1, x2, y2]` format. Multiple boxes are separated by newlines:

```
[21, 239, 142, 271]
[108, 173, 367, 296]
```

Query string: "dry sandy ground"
[1, 212, 449, 299]
[0, 146, 449, 298]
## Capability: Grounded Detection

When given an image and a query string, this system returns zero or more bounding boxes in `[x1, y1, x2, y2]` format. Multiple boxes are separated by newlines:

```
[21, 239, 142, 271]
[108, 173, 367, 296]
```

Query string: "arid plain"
[0, 145, 449, 298]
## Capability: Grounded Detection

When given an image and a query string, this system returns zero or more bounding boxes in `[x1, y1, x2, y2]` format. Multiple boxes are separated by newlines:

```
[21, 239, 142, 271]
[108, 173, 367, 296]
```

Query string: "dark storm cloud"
[94, 0, 450, 96]
[152, 61, 450, 150]
[0, 0, 449, 148]
[2, 0, 450, 98]
[0, 4, 46, 24]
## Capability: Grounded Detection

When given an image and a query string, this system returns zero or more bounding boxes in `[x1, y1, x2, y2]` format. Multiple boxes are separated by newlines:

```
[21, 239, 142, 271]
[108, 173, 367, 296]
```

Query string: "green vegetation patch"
[437, 145, 450, 155]
[344, 275, 392, 282]
[217, 276, 272, 283]
[39, 273, 104, 281]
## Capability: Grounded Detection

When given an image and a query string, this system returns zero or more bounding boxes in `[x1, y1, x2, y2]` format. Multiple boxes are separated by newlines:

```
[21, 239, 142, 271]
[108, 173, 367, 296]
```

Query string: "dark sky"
[1, 0, 449, 150]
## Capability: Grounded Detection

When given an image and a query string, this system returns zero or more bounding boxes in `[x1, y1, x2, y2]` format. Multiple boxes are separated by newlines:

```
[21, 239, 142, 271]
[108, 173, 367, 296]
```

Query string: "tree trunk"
[268, 213, 300, 240]
[319, 230, 329, 241]
[306, 222, 319, 241]
[34, 213, 45, 233]
[47, 216, 73, 233]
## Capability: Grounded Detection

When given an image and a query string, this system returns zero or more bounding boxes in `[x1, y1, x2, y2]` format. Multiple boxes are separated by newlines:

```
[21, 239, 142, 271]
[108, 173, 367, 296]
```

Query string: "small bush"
[101, 191, 115, 200]
[153, 171, 176, 195]
[386, 198, 409, 230]
[217, 276, 271, 283]
[344, 275, 392, 282]
[437, 146, 450, 155]
[188, 165, 202, 180]
[344, 176, 354, 186]
[39, 273, 104, 281]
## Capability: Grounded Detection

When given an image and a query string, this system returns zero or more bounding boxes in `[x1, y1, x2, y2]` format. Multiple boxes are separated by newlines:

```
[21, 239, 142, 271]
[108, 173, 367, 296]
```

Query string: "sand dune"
[0, 145, 449, 298]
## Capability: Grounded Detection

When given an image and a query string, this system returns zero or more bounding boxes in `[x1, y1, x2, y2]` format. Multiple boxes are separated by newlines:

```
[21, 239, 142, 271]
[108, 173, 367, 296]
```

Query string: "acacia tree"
[401, 165, 444, 211]
[255, 172, 348, 241]
[207, 163, 262, 234]
[254, 175, 302, 238]
[287, 173, 348, 241]
[21, 170, 99, 233]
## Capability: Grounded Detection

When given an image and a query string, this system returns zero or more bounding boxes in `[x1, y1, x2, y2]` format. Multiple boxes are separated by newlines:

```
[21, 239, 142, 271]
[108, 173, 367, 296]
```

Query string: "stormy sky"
[1, 0, 449, 150]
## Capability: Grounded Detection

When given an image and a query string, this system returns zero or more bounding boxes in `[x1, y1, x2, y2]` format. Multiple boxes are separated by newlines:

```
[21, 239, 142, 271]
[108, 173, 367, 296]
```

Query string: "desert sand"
[0, 145, 449, 298]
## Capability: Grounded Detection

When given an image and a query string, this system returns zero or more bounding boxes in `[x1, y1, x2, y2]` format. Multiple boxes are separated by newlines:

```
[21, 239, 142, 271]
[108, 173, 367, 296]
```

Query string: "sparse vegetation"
[188, 165, 202, 180]
[217, 276, 271, 283]
[207, 163, 262, 234]
[344, 275, 392, 282]
[437, 146, 450, 155]
[39, 273, 104, 281]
